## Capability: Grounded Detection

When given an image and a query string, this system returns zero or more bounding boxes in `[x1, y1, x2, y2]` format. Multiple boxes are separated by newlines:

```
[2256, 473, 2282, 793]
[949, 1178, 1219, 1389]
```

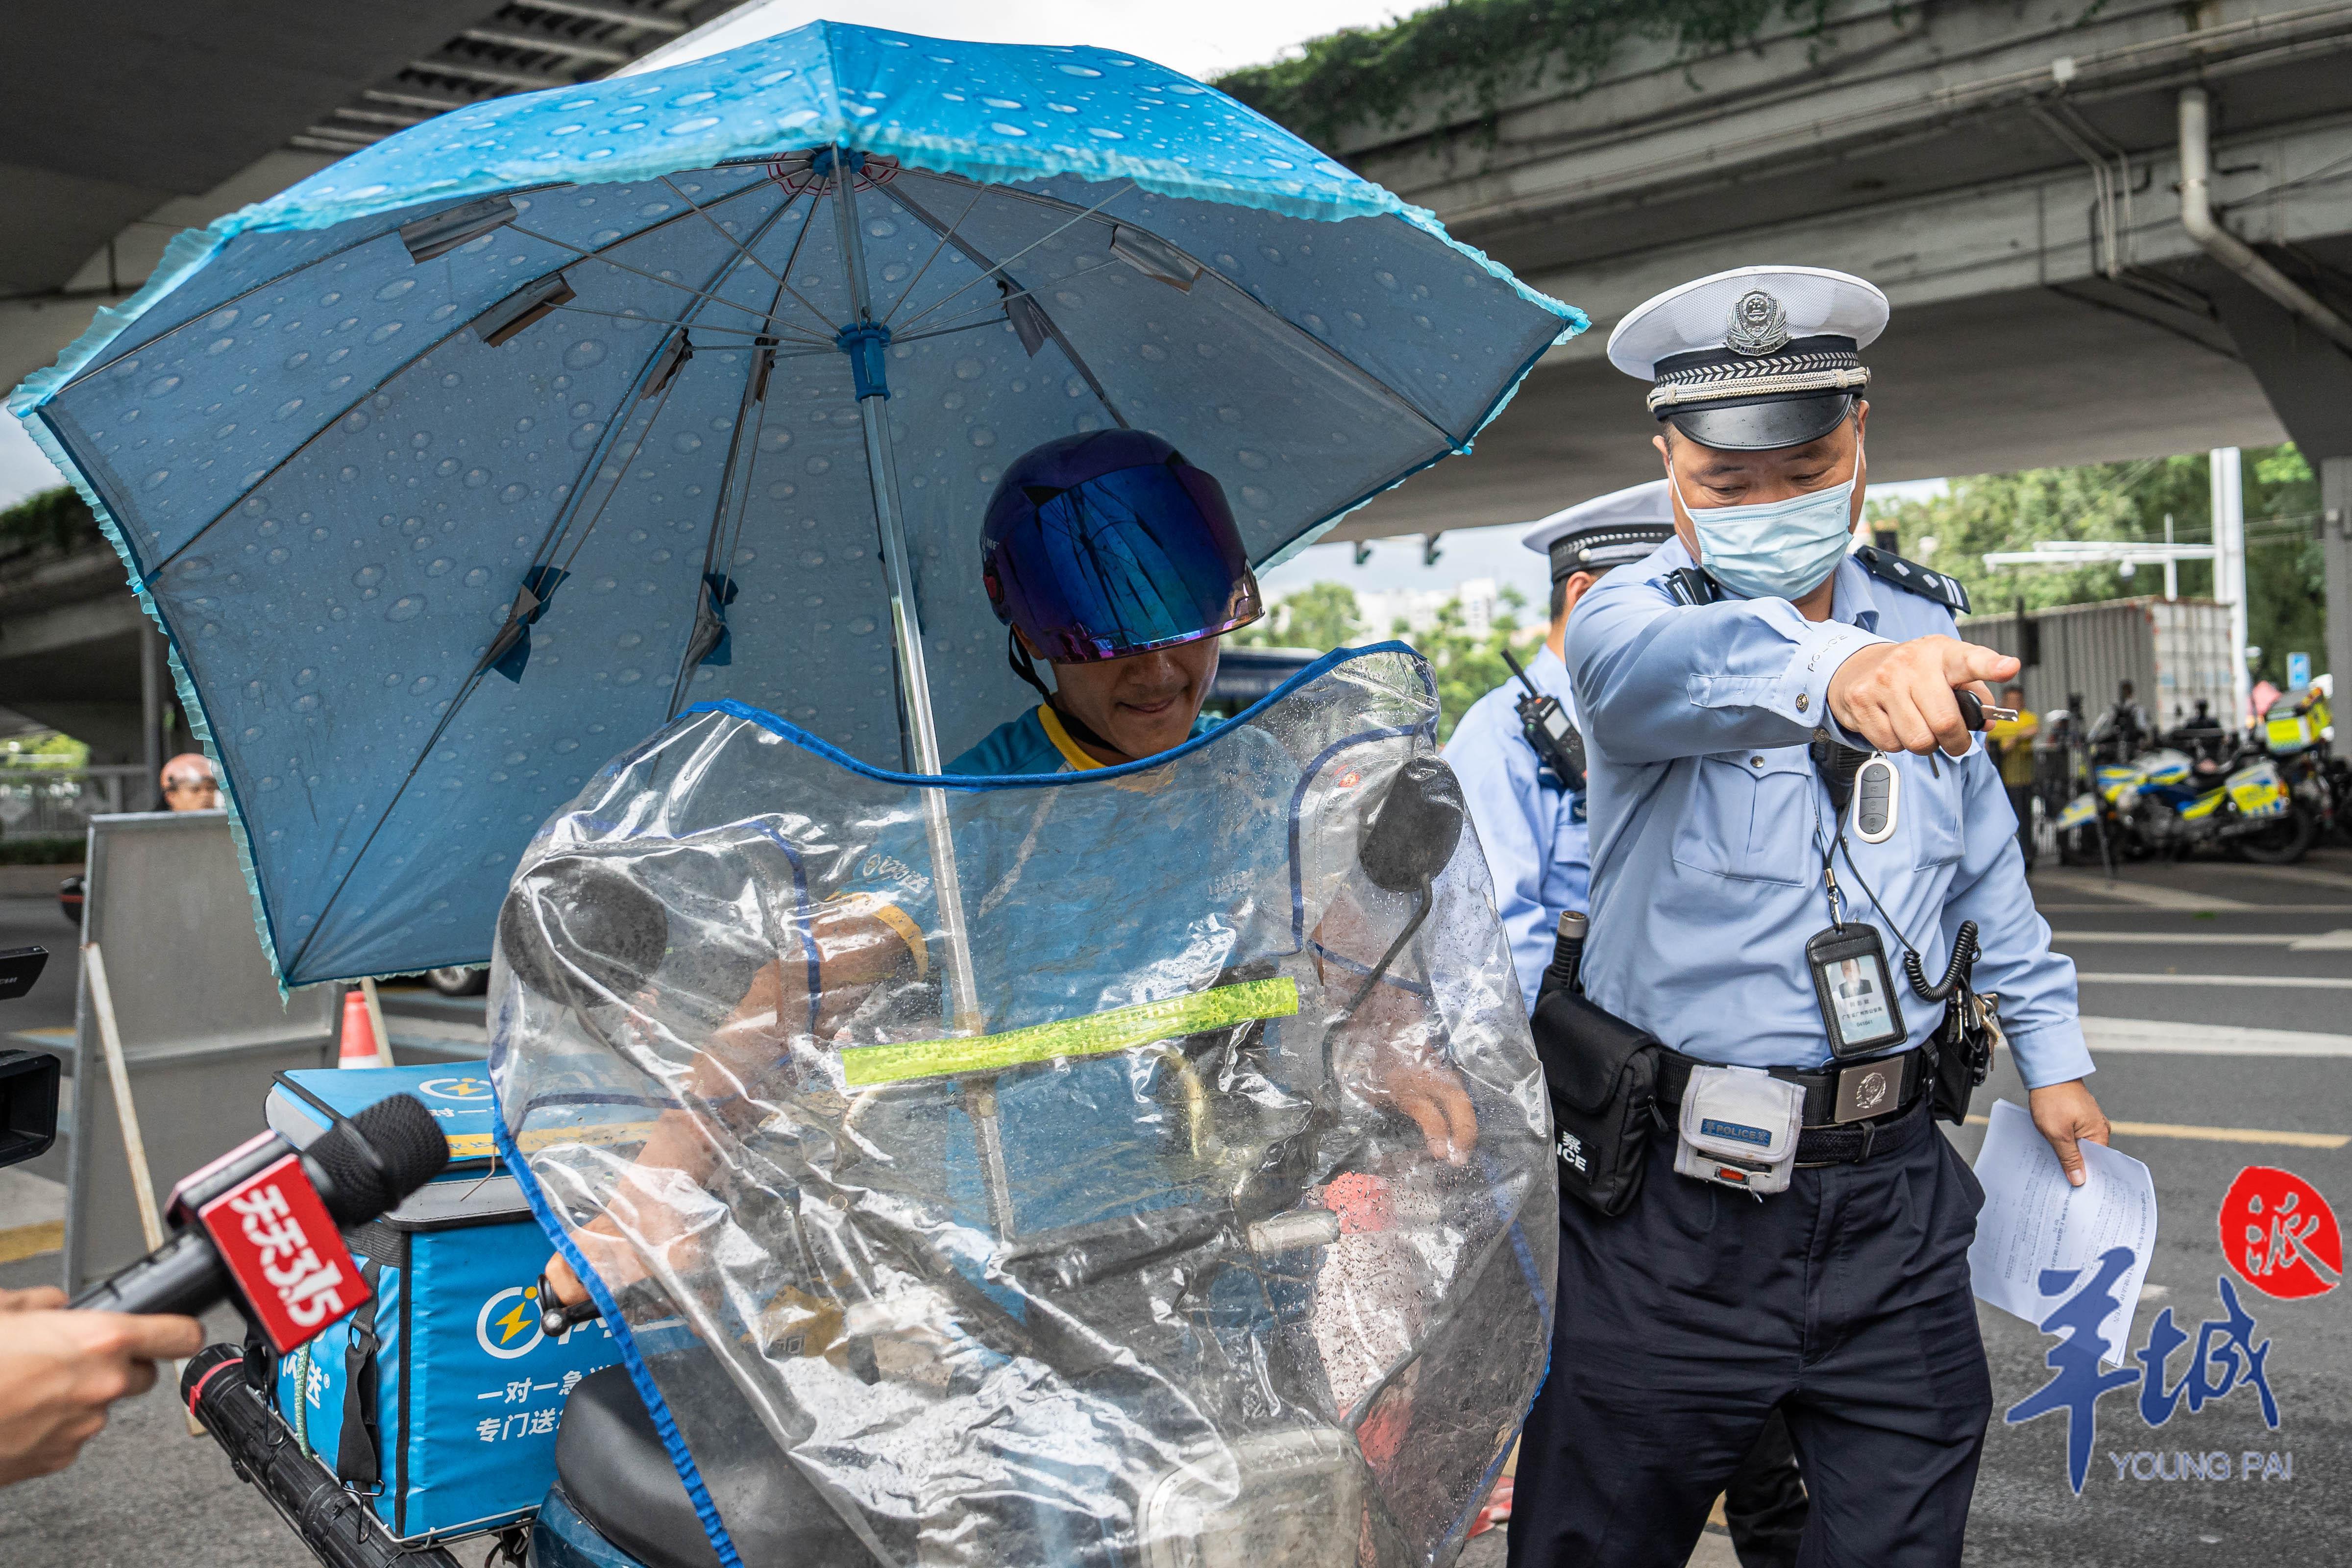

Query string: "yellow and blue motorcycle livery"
[486, 646, 1556, 1568]
[2055, 744, 2311, 864]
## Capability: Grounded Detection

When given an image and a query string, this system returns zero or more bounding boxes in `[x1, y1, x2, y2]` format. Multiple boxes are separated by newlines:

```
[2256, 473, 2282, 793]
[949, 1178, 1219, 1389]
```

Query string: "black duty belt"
[1656, 1046, 1927, 1166]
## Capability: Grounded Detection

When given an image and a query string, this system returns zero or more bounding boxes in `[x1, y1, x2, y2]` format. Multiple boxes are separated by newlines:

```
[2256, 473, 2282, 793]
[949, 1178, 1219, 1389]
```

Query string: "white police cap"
[1607, 267, 1888, 451]
[1520, 481, 1675, 582]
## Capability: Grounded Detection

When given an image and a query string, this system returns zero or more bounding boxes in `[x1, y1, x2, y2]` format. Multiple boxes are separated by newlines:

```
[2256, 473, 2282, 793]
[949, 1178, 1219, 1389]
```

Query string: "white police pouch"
[1675, 1065, 1805, 1196]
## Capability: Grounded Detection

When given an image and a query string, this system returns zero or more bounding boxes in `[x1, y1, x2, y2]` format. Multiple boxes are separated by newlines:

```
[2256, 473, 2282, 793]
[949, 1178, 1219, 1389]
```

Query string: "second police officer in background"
[1505, 266, 2112, 1568]
[1449, 484, 1810, 1568]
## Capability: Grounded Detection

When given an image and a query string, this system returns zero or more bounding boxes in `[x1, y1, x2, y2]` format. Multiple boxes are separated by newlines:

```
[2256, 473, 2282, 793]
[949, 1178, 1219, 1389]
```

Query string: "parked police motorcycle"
[2259, 682, 2341, 846]
[2056, 743, 2310, 864]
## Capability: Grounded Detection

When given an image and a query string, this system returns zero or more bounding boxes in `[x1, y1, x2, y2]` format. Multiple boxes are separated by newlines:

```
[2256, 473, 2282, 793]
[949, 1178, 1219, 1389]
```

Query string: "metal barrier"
[61, 811, 337, 1292]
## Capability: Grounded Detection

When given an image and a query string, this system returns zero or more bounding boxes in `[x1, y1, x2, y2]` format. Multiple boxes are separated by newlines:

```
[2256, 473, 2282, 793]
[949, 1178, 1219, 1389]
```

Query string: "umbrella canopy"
[11, 21, 1580, 987]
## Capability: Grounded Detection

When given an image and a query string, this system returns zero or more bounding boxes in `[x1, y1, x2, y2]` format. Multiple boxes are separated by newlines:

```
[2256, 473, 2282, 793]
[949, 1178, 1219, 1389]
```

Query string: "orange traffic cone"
[338, 987, 383, 1068]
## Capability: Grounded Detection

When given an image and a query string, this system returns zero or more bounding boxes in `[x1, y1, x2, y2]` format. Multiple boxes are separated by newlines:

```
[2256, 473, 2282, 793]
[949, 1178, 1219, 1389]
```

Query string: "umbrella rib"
[273, 354, 693, 981]
[659, 176, 841, 336]
[509, 193, 800, 574]
[880, 183, 985, 322]
[552, 303, 829, 346]
[892, 259, 1121, 340]
[139, 311, 492, 583]
[904, 172, 1465, 447]
[887, 182, 1137, 335]
[510, 223, 793, 325]
[61, 175, 776, 394]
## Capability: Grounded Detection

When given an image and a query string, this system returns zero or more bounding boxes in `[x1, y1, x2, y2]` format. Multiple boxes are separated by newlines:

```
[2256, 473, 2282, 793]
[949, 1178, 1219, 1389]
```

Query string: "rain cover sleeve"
[489, 645, 1555, 1568]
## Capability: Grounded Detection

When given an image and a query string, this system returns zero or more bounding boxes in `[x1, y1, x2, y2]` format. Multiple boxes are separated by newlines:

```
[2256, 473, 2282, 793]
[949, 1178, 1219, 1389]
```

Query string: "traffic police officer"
[1448, 482, 1673, 1009]
[1454, 484, 1811, 1568]
[1506, 266, 2112, 1568]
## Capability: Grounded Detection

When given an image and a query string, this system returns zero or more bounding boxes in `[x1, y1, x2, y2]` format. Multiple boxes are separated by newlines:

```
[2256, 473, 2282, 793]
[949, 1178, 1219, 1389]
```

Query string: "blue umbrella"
[10, 21, 1581, 989]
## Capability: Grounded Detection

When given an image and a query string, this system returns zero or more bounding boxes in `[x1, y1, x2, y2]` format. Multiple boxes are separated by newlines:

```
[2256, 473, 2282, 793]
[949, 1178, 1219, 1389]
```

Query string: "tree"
[1237, 582, 1362, 651]
[1863, 442, 2325, 684]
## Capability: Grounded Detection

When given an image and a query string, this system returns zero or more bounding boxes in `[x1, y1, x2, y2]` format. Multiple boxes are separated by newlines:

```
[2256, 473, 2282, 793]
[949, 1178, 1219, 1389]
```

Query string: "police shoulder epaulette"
[1663, 566, 1721, 607]
[1852, 545, 1971, 615]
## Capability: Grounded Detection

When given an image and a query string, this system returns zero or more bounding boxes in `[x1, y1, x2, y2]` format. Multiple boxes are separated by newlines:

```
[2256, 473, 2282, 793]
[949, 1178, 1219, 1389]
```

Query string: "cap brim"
[1664, 392, 1855, 452]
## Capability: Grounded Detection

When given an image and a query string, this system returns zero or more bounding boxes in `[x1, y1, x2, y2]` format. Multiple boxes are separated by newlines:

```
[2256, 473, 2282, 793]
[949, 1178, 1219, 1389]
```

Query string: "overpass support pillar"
[2201, 273, 2352, 690]
[2327, 460, 2352, 697]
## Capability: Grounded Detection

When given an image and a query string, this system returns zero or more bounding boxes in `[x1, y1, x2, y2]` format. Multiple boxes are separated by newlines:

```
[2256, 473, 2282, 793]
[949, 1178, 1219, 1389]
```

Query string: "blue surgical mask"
[1673, 450, 1861, 601]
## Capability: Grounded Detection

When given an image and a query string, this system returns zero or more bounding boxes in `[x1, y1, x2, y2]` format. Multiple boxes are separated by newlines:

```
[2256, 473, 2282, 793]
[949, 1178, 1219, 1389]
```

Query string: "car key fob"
[1854, 753, 1900, 843]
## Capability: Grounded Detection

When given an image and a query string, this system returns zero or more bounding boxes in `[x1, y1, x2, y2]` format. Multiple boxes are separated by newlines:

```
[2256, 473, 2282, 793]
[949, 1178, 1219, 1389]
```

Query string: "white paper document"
[1967, 1098, 2158, 1365]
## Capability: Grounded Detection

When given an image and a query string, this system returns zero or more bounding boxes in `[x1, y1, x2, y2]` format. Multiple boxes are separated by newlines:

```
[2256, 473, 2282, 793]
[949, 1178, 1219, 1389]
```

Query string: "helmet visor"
[994, 461, 1262, 662]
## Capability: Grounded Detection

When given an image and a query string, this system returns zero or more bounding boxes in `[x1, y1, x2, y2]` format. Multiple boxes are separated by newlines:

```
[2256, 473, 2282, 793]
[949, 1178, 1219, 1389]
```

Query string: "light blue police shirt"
[1446, 644, 1587, 1015]
[1565, 537, 2093, 1088]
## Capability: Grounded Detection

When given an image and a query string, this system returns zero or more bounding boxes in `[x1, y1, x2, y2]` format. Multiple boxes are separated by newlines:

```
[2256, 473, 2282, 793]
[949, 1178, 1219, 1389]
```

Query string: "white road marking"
[2028, 871, 2253, 910]
[2075, 972, 2352, 988]
[2081, 1016, 2352, 1055]
[2054, 928, 2352, 950]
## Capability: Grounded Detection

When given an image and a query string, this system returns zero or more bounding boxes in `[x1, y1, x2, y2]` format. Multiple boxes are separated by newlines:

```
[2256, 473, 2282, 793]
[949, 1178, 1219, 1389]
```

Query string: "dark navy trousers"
[1506, 1102, 1992, 1568]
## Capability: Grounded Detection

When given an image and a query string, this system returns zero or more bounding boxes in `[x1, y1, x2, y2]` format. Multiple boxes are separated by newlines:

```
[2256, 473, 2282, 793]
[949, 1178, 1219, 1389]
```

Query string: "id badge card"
[1806, 924, 1907, 1059]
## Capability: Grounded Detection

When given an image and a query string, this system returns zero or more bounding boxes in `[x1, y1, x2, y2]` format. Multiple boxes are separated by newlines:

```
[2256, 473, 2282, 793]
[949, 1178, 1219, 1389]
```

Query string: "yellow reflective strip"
[1037, 704, 1103, 771]
[841, 977, 1300, 1087]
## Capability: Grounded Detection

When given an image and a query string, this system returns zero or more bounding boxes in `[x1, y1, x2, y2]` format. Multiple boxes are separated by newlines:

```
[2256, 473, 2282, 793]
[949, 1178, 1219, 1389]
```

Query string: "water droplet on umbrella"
[410, 675, 437, 694]
[353, 564, 385, 588]
[499, 483, 529, 503]
[805, 456, 830, 474]
[849, 616, 876, 634]
[267, 546, 290, 564]
[464, 567, 489, 587]
[969, 427, 996, 448]
[1138, 343, 1166, 361]
[464, 467, 490, 488]
[564, 340, 609, 369]
[1237, 449, 1269, 470]
[992, 122, 1029, 137]
[672, 432, 703, 453]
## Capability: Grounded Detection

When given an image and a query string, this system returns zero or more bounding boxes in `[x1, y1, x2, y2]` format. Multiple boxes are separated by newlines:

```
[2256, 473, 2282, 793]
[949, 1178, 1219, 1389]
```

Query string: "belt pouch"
[1673, 1065, 1803, 1195]
[1529, 987, 1662, 1216]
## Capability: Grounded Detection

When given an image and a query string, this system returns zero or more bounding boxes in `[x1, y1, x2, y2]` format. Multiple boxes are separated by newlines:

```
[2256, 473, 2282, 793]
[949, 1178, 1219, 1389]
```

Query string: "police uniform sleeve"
[1446, 694, 1564, 1013]
[1566, 576, 1889, 763]
[1940, 744, 2094, 1088]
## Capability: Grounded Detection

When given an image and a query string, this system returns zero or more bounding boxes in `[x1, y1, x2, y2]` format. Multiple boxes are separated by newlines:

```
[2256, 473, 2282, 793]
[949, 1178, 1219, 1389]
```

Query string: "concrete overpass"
[1326, 0, 2352, 675]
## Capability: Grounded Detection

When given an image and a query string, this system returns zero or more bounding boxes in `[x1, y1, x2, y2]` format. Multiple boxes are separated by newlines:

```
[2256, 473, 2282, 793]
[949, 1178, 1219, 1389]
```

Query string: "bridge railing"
[0, 765, 150, 841]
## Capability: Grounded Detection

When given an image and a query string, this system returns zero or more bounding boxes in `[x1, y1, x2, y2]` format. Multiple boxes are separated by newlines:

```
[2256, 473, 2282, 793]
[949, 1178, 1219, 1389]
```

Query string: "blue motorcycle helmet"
[981, 430, 1263, 673]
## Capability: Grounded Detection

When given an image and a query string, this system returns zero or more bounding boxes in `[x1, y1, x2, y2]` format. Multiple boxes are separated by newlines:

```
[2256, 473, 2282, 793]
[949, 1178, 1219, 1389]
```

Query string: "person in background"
[1987, 683, 2040, 869]
[0, 1285, 203, 1485]
[160, 753, 219, 812]
[2101, 680, 2150, 760]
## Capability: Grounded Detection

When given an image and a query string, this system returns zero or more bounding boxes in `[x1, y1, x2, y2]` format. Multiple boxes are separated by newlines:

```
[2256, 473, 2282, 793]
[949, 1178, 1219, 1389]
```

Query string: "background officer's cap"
[1521, 481, 1675, 583]
[1608, 266, 1887, 451]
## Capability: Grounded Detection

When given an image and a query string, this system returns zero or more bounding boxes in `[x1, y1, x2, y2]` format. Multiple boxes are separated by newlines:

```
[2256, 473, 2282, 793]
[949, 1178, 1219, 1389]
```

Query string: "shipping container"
[1960, 596, 2235, 730]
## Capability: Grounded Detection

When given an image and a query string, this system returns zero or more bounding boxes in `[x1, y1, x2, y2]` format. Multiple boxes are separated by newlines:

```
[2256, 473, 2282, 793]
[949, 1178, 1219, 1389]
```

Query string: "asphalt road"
[5, 853, 2351, 1567]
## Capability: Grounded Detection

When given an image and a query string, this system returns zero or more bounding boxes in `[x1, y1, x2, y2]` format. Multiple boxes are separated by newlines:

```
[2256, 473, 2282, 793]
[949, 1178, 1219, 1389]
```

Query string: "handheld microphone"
[71, 1094, 448, 1353]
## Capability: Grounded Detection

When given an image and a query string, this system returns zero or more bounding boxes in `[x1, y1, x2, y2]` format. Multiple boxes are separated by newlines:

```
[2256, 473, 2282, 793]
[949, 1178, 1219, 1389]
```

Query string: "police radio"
[1501, 648, 1585, 792]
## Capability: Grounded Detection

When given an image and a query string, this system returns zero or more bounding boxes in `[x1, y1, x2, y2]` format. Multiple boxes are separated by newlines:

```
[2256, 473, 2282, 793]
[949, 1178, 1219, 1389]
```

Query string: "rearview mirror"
[1358, 756, 1466, 893]
[499, 855, 671, 1009]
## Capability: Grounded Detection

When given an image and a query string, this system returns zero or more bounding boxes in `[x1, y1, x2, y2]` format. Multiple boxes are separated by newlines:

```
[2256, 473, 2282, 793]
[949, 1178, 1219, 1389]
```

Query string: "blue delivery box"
[266, 1064, 628, 1543]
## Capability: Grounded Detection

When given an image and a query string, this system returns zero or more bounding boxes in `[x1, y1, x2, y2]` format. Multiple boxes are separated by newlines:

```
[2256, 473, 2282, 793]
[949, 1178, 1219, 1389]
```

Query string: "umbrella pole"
[829, 153, 1016, 1229]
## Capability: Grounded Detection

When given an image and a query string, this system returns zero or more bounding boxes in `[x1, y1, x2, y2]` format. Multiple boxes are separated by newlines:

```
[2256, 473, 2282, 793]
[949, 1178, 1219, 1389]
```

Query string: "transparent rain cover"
[489, 646, 1555, 1568]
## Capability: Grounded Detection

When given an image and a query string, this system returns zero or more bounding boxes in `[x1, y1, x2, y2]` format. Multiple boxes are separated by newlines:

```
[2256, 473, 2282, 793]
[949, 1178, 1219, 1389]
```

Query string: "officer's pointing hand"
[1827, 636, 2020, 758]
[2029, 1079, 2111, 1188]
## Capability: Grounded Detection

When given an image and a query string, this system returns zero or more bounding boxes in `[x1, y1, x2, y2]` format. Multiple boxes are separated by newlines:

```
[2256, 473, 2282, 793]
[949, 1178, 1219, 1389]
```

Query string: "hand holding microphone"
[68, 1094, 447, 1344]
[0, 1287, 202, 1486]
